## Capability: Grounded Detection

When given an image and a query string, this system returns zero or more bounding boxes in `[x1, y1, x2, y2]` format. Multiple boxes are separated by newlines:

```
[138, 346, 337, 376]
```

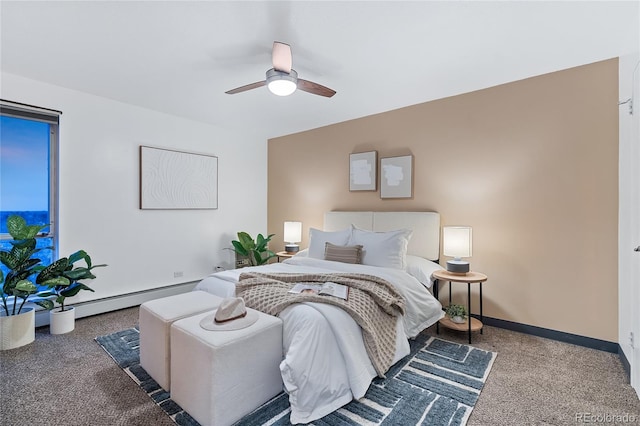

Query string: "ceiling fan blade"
[225, 80, 266, 94]
[272, 41, 292, 73]
[297, 79, 336, 98]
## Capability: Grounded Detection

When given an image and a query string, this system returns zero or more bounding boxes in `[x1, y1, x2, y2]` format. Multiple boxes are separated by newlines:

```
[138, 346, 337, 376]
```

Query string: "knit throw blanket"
[236, 272, 405, 377]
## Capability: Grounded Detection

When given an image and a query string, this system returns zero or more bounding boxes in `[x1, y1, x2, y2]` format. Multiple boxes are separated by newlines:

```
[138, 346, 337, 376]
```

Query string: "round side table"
[432, 269, 488, 344]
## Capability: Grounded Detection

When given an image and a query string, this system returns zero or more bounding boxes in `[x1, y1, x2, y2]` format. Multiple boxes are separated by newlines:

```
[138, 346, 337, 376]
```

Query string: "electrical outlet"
[173, 271, 183, 278]
[630, 332, 635, 348]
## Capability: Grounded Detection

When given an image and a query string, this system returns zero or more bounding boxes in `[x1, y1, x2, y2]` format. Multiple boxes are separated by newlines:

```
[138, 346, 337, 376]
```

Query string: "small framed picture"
[380, 155, 413, 199]
[349, 151, 377, 191]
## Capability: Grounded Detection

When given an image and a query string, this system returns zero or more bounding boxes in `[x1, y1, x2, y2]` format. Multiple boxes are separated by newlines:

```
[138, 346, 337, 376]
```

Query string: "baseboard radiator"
[34, 281, 199, 328]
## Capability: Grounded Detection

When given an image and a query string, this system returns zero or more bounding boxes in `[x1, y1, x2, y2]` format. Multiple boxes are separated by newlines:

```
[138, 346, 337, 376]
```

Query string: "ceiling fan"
[225, 42, 336, 98]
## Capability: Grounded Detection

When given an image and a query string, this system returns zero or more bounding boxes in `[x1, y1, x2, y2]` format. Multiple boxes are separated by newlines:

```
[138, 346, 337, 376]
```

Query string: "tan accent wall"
[268, 59, 619, 342]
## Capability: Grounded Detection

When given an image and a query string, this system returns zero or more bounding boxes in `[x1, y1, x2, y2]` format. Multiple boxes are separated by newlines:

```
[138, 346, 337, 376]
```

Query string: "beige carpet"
[1, 306, 638, 426]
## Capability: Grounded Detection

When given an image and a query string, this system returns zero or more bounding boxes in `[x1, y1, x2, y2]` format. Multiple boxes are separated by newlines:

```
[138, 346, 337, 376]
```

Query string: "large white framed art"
[380, 154, 413, 199]
[349, 151, 377, 191]
[140, 146, 218, 209]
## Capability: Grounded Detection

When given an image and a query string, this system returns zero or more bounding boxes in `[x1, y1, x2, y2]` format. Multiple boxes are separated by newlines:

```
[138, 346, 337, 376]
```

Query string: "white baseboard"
[34, 281, 199, 328]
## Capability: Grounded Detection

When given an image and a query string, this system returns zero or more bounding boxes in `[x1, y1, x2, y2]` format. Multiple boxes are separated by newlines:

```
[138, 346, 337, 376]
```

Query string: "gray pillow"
[324, 242, 363, 264]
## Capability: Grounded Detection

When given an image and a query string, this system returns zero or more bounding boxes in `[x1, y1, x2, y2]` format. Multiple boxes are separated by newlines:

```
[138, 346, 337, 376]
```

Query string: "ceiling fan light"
[268, 79, 297, 96]
[266, 68, 298, 96]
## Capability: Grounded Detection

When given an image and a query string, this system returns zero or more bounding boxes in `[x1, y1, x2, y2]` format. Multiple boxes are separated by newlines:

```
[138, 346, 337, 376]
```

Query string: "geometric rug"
[96, 328, 496, 426]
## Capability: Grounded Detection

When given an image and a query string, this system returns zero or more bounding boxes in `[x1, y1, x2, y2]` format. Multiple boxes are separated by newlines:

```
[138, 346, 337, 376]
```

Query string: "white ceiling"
[1, 1, 638, 139]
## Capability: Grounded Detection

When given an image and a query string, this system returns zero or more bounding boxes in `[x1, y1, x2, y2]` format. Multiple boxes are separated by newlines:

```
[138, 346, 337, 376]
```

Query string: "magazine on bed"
[288, 282, 349, 300]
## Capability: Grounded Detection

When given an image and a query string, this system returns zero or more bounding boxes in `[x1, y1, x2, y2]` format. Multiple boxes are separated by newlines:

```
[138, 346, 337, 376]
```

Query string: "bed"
[194, 211, 445, 424]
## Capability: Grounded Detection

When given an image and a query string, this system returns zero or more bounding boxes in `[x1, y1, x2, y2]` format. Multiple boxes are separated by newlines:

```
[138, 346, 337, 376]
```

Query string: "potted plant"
[35, 249, 107, 334]
[445, 304, 468, 324]
[0, 215, 51, 349]
[231, 232, 276, 267]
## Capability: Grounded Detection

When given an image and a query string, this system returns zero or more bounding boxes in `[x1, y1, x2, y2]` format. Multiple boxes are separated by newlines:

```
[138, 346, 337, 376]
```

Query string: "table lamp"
[443, 226, 472, 274]
[284, 221, 302, 253]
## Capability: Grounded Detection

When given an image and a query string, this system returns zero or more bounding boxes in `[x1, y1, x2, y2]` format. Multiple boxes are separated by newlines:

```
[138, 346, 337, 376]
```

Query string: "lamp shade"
[443, 226, 472, 258]
[284, 221, 302, 244]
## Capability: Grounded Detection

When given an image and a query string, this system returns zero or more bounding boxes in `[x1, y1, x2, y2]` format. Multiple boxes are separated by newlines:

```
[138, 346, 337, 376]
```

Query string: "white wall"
[1, 72, 267, 304]
[618, 51, 640, 397]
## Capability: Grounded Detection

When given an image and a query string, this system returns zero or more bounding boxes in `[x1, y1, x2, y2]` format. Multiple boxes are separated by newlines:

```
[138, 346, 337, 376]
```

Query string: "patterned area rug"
[96, 328, 496, 426]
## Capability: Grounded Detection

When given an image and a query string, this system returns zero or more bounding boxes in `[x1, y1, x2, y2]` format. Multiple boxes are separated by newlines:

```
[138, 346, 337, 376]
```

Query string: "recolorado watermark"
[576, 412, 639, 423]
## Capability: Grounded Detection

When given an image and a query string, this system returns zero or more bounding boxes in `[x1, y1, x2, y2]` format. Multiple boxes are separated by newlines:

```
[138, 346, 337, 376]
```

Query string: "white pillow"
[349, 227, 412, 269]
[308, 227, 352, 259]
[294, 248, 309, 257]
[405, 255, 443, 288]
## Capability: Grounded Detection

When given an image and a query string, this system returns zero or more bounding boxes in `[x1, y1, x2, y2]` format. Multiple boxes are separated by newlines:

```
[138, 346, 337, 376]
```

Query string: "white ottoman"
[170, 309, 283, 426]
[139, 291, 222, 391]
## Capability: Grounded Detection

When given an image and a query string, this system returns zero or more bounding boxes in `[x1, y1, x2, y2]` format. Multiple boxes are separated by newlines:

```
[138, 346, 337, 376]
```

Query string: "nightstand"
[432, 269, 487, 344]
[276, 251, 295, 262]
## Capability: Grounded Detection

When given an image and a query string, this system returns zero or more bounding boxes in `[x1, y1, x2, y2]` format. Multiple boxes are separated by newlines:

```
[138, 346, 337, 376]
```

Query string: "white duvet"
[193, 256, 443, 424]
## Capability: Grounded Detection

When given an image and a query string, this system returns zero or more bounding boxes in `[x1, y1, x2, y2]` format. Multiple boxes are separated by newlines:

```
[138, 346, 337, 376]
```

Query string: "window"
[0, 101, 60, 278]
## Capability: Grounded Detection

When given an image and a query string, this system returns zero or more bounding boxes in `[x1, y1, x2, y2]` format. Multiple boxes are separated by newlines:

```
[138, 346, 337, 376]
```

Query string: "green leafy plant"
[445, 304, 468, 320]
[231, 232, 276, 266]
[0, 215, 106, 315]
[0, 215, 51, 315]
[35, 249, 107, 312]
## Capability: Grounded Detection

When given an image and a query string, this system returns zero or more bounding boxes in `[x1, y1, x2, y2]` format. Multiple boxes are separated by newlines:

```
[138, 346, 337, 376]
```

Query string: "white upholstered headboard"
[323, 211, 440, 261]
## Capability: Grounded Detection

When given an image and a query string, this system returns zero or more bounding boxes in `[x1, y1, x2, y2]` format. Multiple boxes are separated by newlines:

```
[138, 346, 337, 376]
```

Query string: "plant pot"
[0, 307, 35, 350]
[451, 315, 466, 324]
[50, 307, 75, 334]
[235, 253, 251, 269]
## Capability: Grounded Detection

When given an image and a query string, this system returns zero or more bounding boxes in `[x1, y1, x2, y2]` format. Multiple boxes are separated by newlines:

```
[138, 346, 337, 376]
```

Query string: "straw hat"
[199, 297, 259, 331]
